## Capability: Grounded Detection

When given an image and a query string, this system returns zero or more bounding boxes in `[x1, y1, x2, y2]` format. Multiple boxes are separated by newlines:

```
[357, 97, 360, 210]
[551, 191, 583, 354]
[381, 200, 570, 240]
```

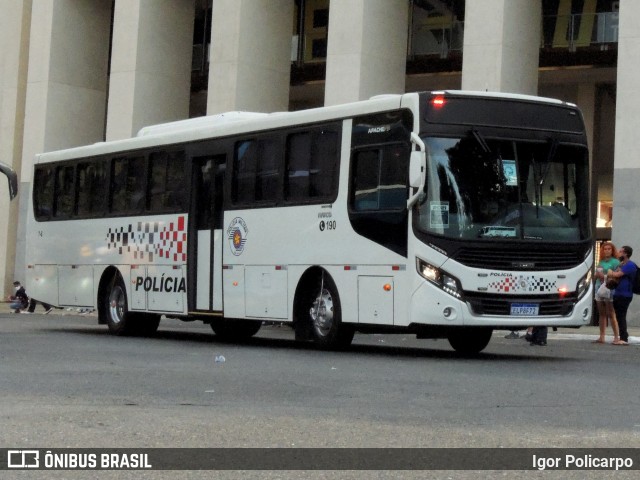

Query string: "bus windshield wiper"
[471, 129, 491, 154]
[531, 138, 558, 219]
[539, 138, 558, 189]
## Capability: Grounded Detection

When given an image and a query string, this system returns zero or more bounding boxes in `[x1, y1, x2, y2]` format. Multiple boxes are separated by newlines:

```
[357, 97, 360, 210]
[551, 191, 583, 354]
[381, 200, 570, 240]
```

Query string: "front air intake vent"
[465, 292, 577, 316]
[452, 247, 582, 271]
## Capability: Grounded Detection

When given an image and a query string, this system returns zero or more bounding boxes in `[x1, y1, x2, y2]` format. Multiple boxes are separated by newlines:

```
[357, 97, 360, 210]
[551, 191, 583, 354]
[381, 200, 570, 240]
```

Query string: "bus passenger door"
[190, 155, 226, 312]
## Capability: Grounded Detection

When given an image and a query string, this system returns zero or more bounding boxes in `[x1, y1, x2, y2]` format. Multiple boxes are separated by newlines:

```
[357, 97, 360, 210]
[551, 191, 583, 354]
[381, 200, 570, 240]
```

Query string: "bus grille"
[452, 247, 583, 271]
[464, 293, 577, 316]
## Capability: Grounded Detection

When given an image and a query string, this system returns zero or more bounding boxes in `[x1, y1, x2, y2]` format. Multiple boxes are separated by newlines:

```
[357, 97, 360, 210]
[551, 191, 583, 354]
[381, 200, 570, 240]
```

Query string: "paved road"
[1, 310, 639, 479]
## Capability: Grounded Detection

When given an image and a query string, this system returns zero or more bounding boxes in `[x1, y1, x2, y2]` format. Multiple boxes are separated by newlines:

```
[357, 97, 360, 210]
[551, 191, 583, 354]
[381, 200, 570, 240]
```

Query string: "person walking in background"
[610, 245, 638, 345]
[7, 281, 29, 313]
[593, 241, 622, 344]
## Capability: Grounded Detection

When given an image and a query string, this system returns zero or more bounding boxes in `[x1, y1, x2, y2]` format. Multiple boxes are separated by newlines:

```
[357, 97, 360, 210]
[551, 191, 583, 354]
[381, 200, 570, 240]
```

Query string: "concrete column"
[107, 0, 194, 140]
[577, 84, 596, 156]
[22, 0, 111, 179]
[0, 0, 31, 296]
[207, 0, 293, 114]
[576, 83, 597, 242]
[461, 0, 540, 94]
[16, 0, 111, 284]
[324, 0, 409, 106]
[612, 0, 640, 272]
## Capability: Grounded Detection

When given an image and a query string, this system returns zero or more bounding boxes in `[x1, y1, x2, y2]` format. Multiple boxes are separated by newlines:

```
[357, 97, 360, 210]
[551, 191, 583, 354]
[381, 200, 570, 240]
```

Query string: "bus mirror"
[407, 150, 426, 209]
[409, 151, 425, 188]
[0, 161, 18, 200]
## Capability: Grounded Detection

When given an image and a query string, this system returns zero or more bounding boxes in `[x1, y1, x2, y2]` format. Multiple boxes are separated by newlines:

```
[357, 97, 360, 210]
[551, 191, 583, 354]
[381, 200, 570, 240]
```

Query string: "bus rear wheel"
[210, 319, 261, 341]
[299, 274, 354, 350]
[105, 276, 134, 336]
[104, 276, 160, 336]
[447, 327, 493, 354]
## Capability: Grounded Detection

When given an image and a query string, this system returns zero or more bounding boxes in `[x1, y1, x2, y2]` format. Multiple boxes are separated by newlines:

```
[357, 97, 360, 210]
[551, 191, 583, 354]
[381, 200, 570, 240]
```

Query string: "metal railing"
[542, 12, 619, 51]
[191, 12, 620, 71]
[408, 20, 464, 59]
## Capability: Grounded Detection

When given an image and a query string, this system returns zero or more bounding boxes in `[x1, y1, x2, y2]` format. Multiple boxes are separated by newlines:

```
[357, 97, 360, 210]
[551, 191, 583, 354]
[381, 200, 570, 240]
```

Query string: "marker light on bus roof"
[431, 96, 446, 108]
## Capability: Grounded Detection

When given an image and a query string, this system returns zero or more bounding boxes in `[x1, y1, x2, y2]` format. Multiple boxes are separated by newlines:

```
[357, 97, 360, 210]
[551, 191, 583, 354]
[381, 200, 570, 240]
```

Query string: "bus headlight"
[416, 258, 463, 299]
[576, 269, 592, 300]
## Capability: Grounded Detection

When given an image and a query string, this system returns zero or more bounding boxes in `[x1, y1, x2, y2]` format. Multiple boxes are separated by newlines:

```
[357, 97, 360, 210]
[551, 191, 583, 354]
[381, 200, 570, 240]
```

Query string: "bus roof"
[136, 111, 270, 137]
[35, 94, 408, 163]
[34, 90, 576, 163]
[433, 90, 574, 107]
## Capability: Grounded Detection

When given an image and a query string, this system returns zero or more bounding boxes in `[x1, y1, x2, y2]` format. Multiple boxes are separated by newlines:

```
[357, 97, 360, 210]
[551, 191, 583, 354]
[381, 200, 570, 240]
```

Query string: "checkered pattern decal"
[106, 216, 187, 262]
[487, 275, 556, 293]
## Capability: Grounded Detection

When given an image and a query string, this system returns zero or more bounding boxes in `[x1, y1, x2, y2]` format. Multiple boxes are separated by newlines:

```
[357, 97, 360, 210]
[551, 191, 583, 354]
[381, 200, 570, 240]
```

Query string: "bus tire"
[105, 275, 135, 336]
[210, 319, 261, 341]
[447, 328, 493, 355]
[302, 274, 354, 350]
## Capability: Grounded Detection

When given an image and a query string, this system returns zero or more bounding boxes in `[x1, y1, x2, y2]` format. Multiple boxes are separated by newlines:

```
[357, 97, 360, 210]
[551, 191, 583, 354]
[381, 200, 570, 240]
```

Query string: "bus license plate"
[510, 303, 539, 316]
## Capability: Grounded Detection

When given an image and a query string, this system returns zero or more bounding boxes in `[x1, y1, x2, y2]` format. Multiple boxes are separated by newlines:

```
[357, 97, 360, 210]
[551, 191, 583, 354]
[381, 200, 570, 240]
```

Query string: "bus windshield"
[414, 134, 590, 242]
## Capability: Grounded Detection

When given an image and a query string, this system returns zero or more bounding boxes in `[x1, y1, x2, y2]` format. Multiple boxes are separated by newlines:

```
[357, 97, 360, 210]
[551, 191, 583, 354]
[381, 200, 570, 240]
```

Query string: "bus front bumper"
[409, 282, 593, 328]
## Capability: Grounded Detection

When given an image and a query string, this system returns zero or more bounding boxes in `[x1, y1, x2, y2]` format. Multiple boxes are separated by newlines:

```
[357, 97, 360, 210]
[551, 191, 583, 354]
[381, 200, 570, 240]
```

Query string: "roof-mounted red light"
[431, 96, 446, 108]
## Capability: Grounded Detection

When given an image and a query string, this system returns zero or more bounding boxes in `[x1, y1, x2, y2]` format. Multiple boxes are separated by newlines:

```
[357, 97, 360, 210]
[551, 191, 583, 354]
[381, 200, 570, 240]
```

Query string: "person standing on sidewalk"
[610, 245, 638, 345]
[593, 241, 622, 344]
[529, 326, 548, 346]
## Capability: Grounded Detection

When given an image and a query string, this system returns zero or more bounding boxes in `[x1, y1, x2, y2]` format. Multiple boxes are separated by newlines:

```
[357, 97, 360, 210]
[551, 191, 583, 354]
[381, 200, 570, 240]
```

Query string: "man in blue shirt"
[610, 245, 638, 344]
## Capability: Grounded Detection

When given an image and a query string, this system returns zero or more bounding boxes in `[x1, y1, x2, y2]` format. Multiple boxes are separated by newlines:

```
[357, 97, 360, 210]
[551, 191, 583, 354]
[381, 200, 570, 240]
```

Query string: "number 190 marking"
[319, 220, 337, 231]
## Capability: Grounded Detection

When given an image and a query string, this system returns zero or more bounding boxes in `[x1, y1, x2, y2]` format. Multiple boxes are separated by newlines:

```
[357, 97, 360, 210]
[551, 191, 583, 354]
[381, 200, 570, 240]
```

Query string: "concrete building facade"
[1, 0, 637, 321]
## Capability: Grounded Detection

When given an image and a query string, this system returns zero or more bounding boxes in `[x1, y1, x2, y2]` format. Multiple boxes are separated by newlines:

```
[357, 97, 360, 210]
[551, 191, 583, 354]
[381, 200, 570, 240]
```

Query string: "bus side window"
[349, 143, 409, 257]
[110, 156, 146, 214]
[53, 165, 75, 218]
[285, 128, 338, 203]
[255, 139, 279, 202]
[76, 161, 107, 216]
[352, 150, 381, 210]
[351, 144, 409, 212]
[232, 138, 279, 205]
[233, 140, 258, 204]
[148, 150, 186, 212]
[286, 133, 312, 200]
[166, 151, 186, 210]
[33, 166, 54, 220]
[311, 130, 338, 198]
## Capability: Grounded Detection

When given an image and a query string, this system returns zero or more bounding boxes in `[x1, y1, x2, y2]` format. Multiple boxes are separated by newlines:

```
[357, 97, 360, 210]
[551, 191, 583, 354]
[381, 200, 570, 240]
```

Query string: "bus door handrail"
[0, 161, 18, 200]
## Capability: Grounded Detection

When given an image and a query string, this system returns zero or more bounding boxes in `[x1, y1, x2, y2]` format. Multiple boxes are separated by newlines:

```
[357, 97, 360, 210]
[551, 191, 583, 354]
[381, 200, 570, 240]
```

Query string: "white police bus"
[26, 91, 593, 353]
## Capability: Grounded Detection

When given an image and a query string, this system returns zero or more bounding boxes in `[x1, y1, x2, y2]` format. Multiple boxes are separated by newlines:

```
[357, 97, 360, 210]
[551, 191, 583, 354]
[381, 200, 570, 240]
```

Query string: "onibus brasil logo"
[227, 217, 248, 256]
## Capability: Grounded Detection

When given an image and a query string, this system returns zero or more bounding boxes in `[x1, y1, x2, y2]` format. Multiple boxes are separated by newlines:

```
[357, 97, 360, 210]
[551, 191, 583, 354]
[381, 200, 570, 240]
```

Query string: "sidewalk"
[499, 326, 640, 345]
[2, 301, 638, 344]
[1, 301, 95, 316]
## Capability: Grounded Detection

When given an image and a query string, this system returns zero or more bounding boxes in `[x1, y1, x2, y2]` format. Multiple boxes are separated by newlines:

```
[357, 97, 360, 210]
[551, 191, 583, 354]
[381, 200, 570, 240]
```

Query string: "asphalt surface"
[2, 304, 639, 480]
[7, 301, 640, 344]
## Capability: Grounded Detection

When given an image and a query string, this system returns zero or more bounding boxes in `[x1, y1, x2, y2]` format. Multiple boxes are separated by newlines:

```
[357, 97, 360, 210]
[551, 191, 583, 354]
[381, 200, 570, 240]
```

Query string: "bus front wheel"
[447, 328, 493, 354]
[299, 274, 354, 350]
